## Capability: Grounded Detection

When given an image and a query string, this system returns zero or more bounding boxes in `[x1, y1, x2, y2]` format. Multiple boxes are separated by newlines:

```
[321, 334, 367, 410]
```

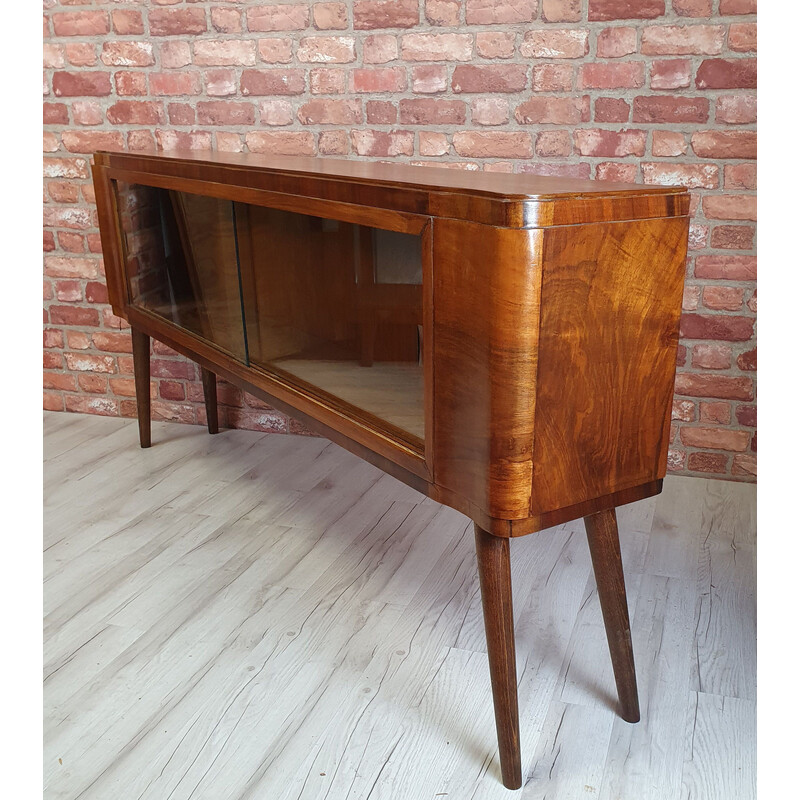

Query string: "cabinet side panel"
[531, 216, 689, 515]
[432, 220, 542, 520]
[91, 164, 128, 316]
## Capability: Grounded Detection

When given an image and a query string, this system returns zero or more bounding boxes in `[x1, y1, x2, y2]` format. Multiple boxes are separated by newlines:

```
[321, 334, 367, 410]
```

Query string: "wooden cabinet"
[93, 151, 689, 789]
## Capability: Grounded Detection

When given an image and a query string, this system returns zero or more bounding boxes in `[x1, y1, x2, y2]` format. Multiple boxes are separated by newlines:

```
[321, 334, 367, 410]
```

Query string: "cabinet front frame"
[95, 163, 434, 482]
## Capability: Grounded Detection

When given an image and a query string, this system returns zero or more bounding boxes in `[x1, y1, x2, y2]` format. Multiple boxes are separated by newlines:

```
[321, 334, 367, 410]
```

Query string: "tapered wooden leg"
[131, 328, 151, 449]
[584, 508, 640, 723]
[200, 367, 219, 435]
[475, 523, 522, 790]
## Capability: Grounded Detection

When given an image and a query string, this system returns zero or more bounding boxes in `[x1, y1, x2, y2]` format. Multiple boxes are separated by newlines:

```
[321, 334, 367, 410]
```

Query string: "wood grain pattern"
[131, 328, 151, 449]
[531, 217, 689, 515]
[200, 367, 219, 435]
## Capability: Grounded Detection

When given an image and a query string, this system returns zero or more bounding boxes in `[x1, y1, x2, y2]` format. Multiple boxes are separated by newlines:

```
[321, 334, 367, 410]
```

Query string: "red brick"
[259, 99, 294, 125]
[101, 42, 155, 67]
[115, 72, 148, 97]
[111, 10, 144, 35]
[737, 348, 756, 371]
[476, 32, 516, 59]
[651, 59, 692, 89]
[55, 280, 82, 303]
[715, 95, 757, 124]
[691, 343, 732, 369]
[687, 452, 729, 473]
[241, 69, 306, 96]
[44, 103, 69, 125]
[641, 25, 724, 55]
[532, 64, 574, 92]
[196, 101, 256, 126]
[129, 130, 157, 151]
[574, 129, 646, 157]
[522, 163, 592, 179]
[350, 67, 407, 93]
[642, 162, 718, 189]
[61, 130, 125, 153]
[719, 0, 756, 13]
[205, 71, 236, 98]
[150, 72, 202, 96]
[736, 405, 756, 427]
[452, 65, 528, 93]
[521, 30, 589, 59]
[680, 426, 749, 451]
[579, 62, 645, 89]
[310, 68, 346, 94]
[466, 0, 537, 24]
[50, 306, 101, 327]
[43, 207, 95, 231]
[257, 38, 293, 64]
[632, 96, 709, 123]
[52, 72, 111, 98]
[85, 282, 109, 304]
[453, 131, 533, 158]
[57, 232, 86, 254]
[696, 58, 757, 89]
[471, 98, 509, 126]
[672, 398, 696, 422]
[535, 130, 572, 157]
[245, 131, 316, 155]
[194, 40, 257, 67]
[596, 162, 637, 182]
[314, 3, 349, 29]
[65, 43, 97, 68]
[425, 0, 461, 25]
[596, 27, 637, 58]
[351, 130, 415, 156]
[366, 100, 398, 124]
[77, 374, 109, 394]
[731, 454, 755, 478]
[674, 0, 712, 15]
[666, 449, 686, 471]
[160, 41, 192, 69]
[155, 130, 214, 151]
[354, 0, 419, 29]
[298, 99, 362, 124]
[695, 255, 756, 280]
[691, 130, 756, 159]
[149, 8, 207, 36]
[710, 225, 754, 250]
[652, 130, 687, 156]
[363, 34, 398, 63]
[399, 98, 466, 124]
[542, 0, 582, 22]
[516, 97, 587, 124]
[43, 44, 64, 70]
[211, 7, 243, 33]
[412, 65, 448, 93]
[401, 33, 474, 62]
[729, 23, 756, 52]
[298, 36, 356, 63]
[419, 131, 449, 156]
[594, 98, 630, 123]
[679, 313, 754, 341]
[216, 133, 244, 152]
[699, 402, 730, 424]
[107, 101, 164, 126]
[44, 232, 56, 253]
[702, 286, 744, 311]
[702, 195, 756, 221]
[724, 164, 756, 191]
[589, 0, 665, 21]
[52, 11, 109, 37]
[71, 100, 103, 126]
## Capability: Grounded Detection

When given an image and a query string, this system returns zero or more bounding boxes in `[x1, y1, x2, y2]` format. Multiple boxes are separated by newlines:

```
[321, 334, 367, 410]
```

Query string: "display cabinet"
[93, 151, 690, 789]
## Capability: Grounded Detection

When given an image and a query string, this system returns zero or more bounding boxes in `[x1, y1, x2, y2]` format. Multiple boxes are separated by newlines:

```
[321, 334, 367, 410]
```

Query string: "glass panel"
[114, 182, 247, 362]
[235, 203, 424, 442]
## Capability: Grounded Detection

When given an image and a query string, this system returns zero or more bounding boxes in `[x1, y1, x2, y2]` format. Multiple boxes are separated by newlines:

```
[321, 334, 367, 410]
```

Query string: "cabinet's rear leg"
[584, 508, 640, 723]
[201, 367, 219, 435]
[131, 328, 151, 449]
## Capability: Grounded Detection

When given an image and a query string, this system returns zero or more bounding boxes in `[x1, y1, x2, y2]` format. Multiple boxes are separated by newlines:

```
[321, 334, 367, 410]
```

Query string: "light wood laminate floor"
[43, 411, 756, 800]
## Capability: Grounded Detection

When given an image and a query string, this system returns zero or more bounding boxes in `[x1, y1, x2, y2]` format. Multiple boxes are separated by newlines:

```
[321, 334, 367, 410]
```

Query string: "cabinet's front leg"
[584, 508, 640, 723]
[131, 328, 151, 449]
[475, 523, 522, 790]
[200, 367, 219, 435]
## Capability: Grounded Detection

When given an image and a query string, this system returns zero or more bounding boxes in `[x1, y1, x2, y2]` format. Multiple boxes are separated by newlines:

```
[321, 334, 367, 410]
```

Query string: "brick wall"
[43, 0, 757, 481]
